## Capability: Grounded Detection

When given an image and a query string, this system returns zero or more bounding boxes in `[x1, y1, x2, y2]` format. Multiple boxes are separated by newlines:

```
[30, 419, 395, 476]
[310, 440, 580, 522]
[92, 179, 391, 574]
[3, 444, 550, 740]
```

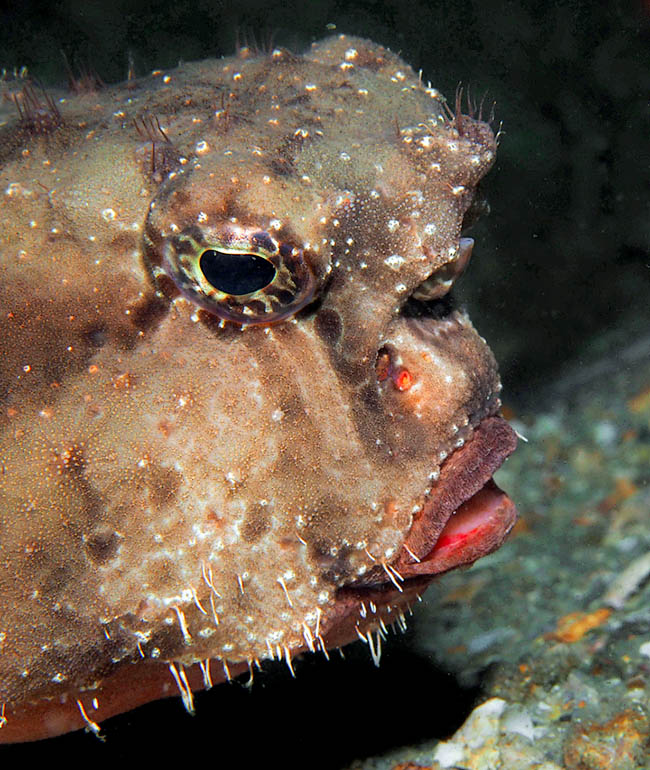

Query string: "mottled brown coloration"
[0, 35, 516, 741]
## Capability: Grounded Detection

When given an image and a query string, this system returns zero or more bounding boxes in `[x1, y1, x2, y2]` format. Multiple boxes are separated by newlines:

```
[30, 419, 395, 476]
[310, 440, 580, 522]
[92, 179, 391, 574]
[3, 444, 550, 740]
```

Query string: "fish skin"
[0, 35, 515, 740]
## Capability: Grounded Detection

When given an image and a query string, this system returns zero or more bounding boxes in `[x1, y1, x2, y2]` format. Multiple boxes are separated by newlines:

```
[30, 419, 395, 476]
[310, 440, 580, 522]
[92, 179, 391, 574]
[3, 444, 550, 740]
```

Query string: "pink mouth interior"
[405, 479, 516, 577]
[434, 487, 505, 551]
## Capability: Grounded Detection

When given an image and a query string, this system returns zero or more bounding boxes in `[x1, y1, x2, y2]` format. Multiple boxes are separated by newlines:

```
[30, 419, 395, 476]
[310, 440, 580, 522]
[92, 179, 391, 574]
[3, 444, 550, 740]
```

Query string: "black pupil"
[199, 250, 276, 295]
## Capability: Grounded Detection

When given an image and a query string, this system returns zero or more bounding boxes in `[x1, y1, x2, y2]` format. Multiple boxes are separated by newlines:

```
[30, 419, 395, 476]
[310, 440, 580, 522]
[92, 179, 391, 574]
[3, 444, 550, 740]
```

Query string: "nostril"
[375, 346, 414, 391]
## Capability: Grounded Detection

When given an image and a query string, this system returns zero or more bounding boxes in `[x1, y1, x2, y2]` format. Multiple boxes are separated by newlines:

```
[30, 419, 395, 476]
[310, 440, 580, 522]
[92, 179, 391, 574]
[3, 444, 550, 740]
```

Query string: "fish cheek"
[241, 504, 272, 543]
[83, 524, 122, 565]
[314, 307, 343, 346]
[1, 501, 108, 705]
[301, 499, 356, 583]
[136, 462, 183, 511]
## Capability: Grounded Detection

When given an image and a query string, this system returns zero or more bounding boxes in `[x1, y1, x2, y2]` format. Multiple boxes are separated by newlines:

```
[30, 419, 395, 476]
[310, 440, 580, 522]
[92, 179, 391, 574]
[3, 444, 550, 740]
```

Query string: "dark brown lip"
[393, 415, 518, 577]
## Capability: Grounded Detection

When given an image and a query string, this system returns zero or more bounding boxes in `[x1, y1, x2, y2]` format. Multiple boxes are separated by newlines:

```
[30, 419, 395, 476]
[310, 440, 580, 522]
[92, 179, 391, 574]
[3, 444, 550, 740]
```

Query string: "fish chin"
[321, 416, 518, 649]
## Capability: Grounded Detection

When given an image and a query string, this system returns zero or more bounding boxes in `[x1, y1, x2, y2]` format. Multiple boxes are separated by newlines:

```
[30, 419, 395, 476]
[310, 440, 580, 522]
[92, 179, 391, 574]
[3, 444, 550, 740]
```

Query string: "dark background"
[1, 1, 648, 766]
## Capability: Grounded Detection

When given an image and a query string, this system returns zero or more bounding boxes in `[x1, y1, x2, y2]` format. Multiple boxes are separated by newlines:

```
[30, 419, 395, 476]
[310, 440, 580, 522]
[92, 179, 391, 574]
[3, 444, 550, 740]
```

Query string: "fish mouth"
[323, 415, 517, 646]
[392, 415, 517, 580]
[364, 250, 518, 592]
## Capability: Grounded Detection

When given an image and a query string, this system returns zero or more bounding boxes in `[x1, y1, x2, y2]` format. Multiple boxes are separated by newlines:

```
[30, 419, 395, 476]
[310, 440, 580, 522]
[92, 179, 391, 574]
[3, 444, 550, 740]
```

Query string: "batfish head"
[0, 35, 516, 741]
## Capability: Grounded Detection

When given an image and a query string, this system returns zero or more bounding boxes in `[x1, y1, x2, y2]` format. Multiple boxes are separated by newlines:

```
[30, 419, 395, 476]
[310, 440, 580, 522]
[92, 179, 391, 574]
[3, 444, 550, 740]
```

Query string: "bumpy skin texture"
[0, 35, 515, 740]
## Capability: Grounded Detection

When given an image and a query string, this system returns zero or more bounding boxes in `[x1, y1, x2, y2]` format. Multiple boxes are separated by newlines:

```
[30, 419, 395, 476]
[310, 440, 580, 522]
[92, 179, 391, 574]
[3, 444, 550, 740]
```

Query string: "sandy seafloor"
[347, 318, 650, 769]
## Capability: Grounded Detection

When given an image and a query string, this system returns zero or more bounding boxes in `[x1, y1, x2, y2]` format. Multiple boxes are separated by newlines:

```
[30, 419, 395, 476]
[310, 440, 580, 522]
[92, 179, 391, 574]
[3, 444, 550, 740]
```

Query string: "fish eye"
[199, 249, 276, 296]
[148, 226, 319, 326]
